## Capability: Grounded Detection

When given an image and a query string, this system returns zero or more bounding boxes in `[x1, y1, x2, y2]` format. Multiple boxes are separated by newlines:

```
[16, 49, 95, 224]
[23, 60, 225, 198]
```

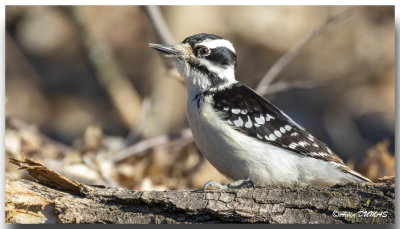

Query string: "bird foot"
[227, 179, 255, 189]
[203, 181, 228, 190]
[203, 179, 254, 190]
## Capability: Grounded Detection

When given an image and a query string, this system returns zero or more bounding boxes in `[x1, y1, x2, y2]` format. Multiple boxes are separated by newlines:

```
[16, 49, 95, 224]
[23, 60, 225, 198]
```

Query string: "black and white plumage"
[150, 33, 371, 188]
[212, 83, 339, 163]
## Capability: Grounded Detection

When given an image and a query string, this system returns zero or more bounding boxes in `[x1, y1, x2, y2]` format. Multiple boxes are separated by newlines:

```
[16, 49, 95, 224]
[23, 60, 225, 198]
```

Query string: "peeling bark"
[5, 159, 394, 224]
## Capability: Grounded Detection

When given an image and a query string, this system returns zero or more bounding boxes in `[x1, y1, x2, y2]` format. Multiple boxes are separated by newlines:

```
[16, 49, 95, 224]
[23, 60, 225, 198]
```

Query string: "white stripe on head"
[195, 39, 236, 53]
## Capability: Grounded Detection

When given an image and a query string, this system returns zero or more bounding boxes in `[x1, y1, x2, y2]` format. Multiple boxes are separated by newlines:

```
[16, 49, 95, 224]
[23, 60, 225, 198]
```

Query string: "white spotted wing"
[212, 83, 343, 164]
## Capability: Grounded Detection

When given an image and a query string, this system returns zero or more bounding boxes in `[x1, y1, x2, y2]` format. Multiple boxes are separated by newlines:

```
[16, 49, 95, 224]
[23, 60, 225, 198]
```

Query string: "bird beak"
[149, 43, 189, 57]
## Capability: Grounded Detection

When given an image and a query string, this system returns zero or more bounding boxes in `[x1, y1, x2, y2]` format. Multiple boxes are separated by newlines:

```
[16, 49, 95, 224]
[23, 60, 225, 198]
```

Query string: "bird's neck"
[186, 72, 236, 100]
[185, 67, 236, 94]
[174, 59, 237, 98]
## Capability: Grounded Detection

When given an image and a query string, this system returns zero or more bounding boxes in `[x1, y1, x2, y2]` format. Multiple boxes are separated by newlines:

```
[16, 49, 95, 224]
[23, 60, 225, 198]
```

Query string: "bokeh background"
[5, 5, 395, 190]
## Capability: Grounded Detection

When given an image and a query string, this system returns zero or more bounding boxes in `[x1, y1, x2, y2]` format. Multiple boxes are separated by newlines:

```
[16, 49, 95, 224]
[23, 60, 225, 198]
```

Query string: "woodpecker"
[149, 33, 371, 189]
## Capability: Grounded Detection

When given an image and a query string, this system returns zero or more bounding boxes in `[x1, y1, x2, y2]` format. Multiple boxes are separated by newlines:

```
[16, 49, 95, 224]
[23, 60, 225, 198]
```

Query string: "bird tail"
[341, 166, 372, 183]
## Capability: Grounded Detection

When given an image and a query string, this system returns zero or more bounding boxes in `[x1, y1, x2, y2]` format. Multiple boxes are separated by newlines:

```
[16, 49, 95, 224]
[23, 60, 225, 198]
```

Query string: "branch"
[141, 5, 177, 72]
[255, 9, 353, 95]
[141, 6, 175, 45]
[6, 158, 394, 224]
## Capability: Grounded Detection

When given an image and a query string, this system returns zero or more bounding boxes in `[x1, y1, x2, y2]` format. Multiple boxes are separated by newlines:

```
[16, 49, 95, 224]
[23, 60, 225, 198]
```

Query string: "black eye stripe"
[205, 47, 236, 66]
[181, 33, 236, 67]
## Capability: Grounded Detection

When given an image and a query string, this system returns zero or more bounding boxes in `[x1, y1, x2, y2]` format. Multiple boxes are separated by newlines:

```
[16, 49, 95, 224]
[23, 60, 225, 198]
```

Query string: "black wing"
[211, 83, 343, 164]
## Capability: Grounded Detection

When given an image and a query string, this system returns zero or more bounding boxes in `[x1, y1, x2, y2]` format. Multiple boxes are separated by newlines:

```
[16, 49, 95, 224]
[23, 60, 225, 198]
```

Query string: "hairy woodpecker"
[149, 33, 371, 189]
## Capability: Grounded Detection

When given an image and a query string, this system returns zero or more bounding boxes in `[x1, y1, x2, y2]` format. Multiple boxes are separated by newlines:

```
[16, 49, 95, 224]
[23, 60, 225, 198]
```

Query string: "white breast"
[186, 96, 354, 187]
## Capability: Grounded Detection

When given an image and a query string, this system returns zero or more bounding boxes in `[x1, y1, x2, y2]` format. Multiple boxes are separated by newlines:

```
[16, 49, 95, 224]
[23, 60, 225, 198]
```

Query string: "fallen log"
[5, 159, 394, 224]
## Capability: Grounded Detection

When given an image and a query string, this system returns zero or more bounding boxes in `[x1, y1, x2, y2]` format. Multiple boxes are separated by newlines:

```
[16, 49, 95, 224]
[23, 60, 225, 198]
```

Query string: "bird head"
[150, 33, 237, 92]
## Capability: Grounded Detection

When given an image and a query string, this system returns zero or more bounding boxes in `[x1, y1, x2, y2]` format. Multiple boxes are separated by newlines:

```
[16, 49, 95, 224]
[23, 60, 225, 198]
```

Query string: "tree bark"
[5, 159, 394, 224]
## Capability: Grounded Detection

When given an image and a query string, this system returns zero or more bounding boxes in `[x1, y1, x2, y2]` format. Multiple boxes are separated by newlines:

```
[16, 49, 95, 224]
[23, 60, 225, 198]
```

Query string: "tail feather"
[340, 165, 372, 183]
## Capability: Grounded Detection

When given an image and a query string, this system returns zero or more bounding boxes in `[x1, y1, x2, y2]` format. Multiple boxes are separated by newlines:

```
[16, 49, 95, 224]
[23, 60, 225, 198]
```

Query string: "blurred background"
[5, 5, 395, 190]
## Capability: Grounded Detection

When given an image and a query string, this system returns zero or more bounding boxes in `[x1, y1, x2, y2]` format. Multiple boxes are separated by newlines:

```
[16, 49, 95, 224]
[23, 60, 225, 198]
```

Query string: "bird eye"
[198, 47, 210, 56]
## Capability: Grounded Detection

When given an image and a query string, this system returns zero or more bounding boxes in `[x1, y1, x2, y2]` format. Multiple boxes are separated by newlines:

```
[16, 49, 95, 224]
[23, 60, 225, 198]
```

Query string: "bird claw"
[203, 181, 228, 190]
[203, 179, 254, 190]
[227, 179, 255, 189]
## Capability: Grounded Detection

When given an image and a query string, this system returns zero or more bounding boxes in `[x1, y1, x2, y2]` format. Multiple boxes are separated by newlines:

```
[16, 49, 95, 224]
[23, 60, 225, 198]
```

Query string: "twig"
[141, 6, 175, 45]
[124, 97, 152, 146]
[141, 6, 176, 70]
[255, 9, 353, 95]
[112, 128, 193, 163]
